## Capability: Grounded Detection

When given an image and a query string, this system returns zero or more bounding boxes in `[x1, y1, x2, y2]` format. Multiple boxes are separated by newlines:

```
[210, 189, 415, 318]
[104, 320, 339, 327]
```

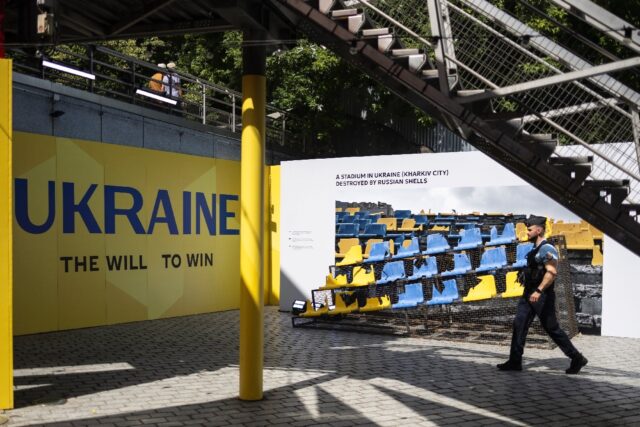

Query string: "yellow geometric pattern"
[12, 132, 242, 335]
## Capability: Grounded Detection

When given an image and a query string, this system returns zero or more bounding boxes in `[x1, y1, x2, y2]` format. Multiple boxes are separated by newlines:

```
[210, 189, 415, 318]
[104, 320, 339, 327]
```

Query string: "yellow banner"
[13, 132, 243, 335]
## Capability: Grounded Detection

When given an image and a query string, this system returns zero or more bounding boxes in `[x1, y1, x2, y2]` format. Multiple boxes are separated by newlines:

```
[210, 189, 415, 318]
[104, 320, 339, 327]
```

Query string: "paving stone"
[4, 307, 640, 426]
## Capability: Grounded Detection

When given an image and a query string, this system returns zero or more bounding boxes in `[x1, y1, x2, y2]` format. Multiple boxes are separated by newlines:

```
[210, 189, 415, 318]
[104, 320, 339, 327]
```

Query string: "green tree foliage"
[40, 0, 638, 155]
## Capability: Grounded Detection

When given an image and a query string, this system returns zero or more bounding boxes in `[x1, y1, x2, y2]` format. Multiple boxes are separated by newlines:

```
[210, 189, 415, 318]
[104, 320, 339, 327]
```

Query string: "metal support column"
[0, 58, 13, 410]
[239, 30, 265, 401]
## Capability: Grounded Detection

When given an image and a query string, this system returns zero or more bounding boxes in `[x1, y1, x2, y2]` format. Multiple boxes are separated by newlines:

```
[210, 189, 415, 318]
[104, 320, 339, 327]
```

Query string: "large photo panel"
[280, 151, 637, 338]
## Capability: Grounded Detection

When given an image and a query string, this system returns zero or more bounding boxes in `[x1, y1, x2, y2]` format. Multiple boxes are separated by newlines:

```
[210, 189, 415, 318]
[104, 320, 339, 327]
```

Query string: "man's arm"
[538, 258, 557, 291]
[529, 255, 557, 303]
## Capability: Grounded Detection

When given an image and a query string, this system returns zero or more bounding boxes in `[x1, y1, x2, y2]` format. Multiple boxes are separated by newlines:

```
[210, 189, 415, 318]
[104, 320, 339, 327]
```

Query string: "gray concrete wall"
[12, 73, 291, 165]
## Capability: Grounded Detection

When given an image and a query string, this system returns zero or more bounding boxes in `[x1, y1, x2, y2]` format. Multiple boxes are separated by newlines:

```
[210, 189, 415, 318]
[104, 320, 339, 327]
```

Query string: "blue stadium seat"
[354, 218, 371, 233]
[487, 223, 517, 246]
[391, 235, 405, 247]
[392, 283, 425, 309]
[426, 279, 459, 305]
[353, 211, 369, 220]
[407, 257, 437, 280]
[512, 242, 534, 268]
[359, 223, 387, 239]
[441, 253, 472, 277]
[454, 227, 482, 251]
[376, 261, 406, 285]
[341, 215, 355, 223]
[336, 223, 358, 238]
[424, 233, 450, 255]
[364, 241, 391, 263]
[365, 213, 382, 222]
[394, 210, 412, 219]
[393, 237, 420, 259]
[414, 215, 429, 226]
[475, 246, 508, 272]
[336, 211, 348, 221]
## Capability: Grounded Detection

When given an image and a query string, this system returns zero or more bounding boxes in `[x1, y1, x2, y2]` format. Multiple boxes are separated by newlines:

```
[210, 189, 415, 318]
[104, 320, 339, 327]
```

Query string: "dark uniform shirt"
[523, 240, 558, 295]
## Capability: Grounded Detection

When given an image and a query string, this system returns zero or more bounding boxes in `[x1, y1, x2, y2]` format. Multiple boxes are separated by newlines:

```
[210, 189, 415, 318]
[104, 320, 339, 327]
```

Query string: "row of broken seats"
[298, 267, 527, 317]
[336, 224, 525, 269]
[336, 211, 525, 240]
[298, 246, 535, 318]
[337, 221, 519, 249]
[328, 242, 532, 289]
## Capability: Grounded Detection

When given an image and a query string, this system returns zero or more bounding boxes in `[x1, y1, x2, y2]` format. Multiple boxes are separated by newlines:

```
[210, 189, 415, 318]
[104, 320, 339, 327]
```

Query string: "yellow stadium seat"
[430, 225, 450, 232]
[463, 275, 497, 302]
[563, 230, 594, 250]
[377, 217, 398, 231]
[589, 224, 603, 240]
[322, 273, 348, 289]
[592, 244, 603, 266]
[544, 217, 554, 238]
[346, 207, 360, 214]
[336, 238, 360, 259]
[502, 271, 524, 298]
[299, 300, 328, 317]
[337, 245, 363, 266]
[359, 295, 391, 312]
[552, 221, 586, 235]
[336, 207, 343, 212]
[351, 266, 375, 287]
[328, 293, 358, 315]
[515, 222, 528, 242]
[363, 238, 383, 258]
[398, 218, 421, 232]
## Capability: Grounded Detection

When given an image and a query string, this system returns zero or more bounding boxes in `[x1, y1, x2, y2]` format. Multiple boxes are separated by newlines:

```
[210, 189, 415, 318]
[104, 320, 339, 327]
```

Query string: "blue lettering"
[147, 190, 179, 235]
[183, 192, 192, 234]
[62, 182, 102, 233]
[14, 179, 240, 236]
[14, 178, 56, 234]
[220, 194, 239, 235]
[195, 193, 216, 235]
[104, 185, 145, 234]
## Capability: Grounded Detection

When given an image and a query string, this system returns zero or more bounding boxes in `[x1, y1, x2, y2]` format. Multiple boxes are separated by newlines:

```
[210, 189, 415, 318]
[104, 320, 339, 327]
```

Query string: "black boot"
[497, 360, 522, 371]
[566, 354, 588, 374]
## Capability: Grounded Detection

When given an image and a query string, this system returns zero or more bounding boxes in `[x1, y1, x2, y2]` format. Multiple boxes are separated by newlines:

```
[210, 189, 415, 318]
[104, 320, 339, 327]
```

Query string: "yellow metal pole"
[239, 32, 265, 401]
[0, 58, 14, 410]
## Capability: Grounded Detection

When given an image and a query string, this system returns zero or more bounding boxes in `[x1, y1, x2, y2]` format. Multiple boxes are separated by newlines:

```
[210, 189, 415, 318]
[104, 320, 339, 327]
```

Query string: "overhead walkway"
[268, 0, 640, 256]
[8, 44, 297, 153]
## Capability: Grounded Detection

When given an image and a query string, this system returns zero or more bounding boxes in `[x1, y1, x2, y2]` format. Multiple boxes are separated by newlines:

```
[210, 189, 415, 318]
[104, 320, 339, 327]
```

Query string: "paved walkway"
[4, 307, 640, 426]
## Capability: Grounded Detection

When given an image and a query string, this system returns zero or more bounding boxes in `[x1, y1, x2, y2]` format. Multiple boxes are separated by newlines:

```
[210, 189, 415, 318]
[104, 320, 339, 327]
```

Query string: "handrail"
[8, 44, 300, 152]
[358, 0, 434, 49]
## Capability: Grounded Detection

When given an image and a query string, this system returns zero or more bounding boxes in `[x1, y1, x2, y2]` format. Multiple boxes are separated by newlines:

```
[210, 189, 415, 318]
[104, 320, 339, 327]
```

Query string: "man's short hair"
[526, 215, 547, 229]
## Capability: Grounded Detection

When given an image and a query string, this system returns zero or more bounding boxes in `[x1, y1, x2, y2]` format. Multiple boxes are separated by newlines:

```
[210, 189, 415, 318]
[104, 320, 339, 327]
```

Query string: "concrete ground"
[4, 307, 640, 426]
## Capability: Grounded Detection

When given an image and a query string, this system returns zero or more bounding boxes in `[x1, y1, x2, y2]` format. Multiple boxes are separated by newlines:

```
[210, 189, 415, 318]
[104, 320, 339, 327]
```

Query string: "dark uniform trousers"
[509, 289, 580, 362]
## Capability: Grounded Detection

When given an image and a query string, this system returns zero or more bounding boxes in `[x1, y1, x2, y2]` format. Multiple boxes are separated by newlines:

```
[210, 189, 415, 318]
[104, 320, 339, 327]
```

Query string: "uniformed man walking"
[497, 215, 588, 374]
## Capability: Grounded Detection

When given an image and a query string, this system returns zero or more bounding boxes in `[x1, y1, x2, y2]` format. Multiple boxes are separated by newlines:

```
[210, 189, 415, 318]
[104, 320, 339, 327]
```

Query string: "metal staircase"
[268, 0, 640, 256]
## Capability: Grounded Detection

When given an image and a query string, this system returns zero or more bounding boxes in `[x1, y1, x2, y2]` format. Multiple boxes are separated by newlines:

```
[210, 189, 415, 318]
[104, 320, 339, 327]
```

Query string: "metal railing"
[7, 44, 301, 153]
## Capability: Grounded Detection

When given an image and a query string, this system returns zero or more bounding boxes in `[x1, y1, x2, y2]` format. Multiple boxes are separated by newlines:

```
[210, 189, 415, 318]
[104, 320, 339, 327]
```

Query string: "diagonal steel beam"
[458, 0, 640, 106]
[508, 98, 620, 125]
[551, 0, 640, 55]
[109, 0, 178, 36]
[456, 57, 640, 104]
